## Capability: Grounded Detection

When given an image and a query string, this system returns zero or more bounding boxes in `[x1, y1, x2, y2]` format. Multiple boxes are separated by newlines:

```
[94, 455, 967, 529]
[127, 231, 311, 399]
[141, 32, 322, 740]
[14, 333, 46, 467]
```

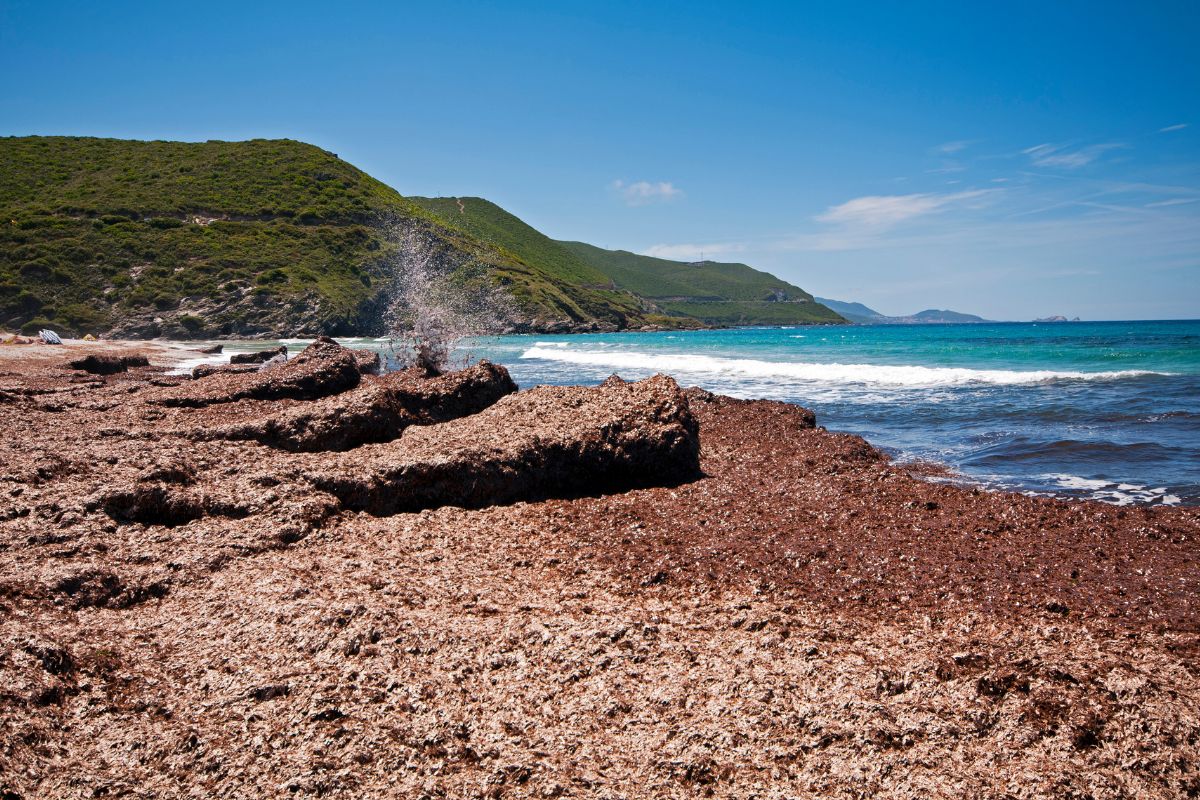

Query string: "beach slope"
[1, 340, 1197, 798]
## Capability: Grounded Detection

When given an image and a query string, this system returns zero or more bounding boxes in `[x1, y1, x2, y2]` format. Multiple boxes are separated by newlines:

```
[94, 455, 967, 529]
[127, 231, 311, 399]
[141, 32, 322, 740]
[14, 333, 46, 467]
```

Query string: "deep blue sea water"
[190, 320, 1200, 506]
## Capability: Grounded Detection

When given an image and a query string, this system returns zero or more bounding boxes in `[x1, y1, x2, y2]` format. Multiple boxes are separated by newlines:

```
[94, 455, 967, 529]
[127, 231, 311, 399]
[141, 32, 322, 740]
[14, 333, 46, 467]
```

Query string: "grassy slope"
[560, 241, 844, 325]
[0, 135, 433, 221]
[0, 137, 661, 337]
[410, 199, 842, 327]
[0, 136, 454, 336]
[408, 197, 687, 329]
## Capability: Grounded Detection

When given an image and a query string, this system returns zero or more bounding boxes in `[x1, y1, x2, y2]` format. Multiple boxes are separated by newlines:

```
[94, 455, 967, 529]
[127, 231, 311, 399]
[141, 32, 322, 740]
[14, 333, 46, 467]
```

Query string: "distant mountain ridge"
[815, 297, 990, 325]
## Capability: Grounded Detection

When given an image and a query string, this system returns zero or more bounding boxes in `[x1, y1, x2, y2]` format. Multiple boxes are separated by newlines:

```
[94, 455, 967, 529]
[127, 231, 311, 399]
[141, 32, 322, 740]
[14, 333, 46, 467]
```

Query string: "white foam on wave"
[520, 347, 1170, 388]
[924, 470, 1185, 507]
[1043, 473, 1180, 506]
[533, 341, 570, 348]
[1047, 474, 1111, 491]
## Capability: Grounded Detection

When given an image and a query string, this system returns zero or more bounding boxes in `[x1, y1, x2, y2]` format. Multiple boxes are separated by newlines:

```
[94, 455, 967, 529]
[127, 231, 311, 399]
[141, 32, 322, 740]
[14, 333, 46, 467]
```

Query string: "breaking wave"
[520, 347, 1170, 388]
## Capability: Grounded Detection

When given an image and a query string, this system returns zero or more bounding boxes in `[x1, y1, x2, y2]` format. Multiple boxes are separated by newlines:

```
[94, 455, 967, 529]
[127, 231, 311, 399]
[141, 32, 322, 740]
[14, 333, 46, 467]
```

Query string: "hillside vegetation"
[1, 137, 458, 337]
[407, 197, 683, 331]
[412, 199, 842, 327]
[1, 136, 841, 337]
[560, 241, 843, 326]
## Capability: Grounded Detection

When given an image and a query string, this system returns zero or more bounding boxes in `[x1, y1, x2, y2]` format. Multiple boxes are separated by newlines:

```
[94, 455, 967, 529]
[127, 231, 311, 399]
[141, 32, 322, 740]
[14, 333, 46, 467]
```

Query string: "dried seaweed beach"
[1, 339, 1198, 798]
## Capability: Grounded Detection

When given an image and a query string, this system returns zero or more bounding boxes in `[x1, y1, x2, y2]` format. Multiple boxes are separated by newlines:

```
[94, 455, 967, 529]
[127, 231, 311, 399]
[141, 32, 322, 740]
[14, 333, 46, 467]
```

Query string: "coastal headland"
[1, 338, 1197, 798]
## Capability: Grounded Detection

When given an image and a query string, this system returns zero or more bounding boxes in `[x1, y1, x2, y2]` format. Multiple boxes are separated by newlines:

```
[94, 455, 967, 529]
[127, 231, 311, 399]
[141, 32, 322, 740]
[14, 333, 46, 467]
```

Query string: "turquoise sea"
[191, 320, 1200, 506]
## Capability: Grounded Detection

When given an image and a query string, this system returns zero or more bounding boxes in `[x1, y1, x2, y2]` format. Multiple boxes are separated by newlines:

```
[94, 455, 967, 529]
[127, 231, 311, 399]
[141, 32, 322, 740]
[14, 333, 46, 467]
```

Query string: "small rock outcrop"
[313, 374, 701, 515]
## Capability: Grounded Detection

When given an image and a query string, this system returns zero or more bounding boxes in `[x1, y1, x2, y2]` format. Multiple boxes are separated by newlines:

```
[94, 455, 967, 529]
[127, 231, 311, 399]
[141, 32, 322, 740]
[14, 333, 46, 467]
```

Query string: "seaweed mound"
[313, 374, 700, 514]
[230, 345, 288, 365]
[155, 337, 360, 407]
[208, 361, 517, 452]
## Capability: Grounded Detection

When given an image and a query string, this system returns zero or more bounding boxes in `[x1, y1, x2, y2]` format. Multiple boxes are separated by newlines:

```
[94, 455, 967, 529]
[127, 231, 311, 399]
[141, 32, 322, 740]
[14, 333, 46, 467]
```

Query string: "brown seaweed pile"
[0, 339, 1197, 799]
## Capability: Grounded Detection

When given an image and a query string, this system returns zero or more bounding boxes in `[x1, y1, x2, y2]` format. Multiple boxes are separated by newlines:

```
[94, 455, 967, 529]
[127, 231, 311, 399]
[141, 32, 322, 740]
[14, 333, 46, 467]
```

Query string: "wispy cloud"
[611, 179, 682, 206]
[1022, 142, 1124, 169]
[1159, 123, 1188, 133]
[777, 200, 1200, 256]
[934, 140, 971, 154]
[816, 190, 992, 229]
[640, 241, 745, 261]
[636, 138, 1199, 318]
[1145, 197, 1197, 208]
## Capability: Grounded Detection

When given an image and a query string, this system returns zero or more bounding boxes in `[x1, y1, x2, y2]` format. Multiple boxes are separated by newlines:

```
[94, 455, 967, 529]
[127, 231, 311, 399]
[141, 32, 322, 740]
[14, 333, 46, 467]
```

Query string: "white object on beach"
[39, 330, 63, 345]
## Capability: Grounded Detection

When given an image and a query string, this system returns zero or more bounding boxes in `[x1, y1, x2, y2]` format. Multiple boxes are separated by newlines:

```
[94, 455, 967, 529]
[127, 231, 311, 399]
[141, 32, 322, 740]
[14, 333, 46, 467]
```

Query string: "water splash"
[383, 228, 516, 374]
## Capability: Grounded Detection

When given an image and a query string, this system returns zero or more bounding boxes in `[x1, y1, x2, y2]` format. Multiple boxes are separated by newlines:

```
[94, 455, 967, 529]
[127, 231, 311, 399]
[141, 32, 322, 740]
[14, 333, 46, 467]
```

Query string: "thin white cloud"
[1096, 180, 1200, 196]
[611, 179, 683, 206]
[935, 140, 971, 154]
[775, 201, 1200, 255]
[1159, 123, 1188, 133]
[816, 190, 992, 229]
[1145, 197, 1197, 208]
[640, 242, 745, 261]
[1022, 142, 1124, 169]
[1043, 267, 1102, 278]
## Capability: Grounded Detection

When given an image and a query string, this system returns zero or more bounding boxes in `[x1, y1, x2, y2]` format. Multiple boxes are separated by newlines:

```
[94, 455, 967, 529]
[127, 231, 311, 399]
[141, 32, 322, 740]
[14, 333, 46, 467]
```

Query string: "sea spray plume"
[384, 228, 517, 374]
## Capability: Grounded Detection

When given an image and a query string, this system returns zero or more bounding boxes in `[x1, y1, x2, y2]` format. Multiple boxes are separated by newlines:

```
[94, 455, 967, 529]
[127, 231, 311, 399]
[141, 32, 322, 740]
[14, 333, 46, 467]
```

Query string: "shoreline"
[3, 334, 1194, 508]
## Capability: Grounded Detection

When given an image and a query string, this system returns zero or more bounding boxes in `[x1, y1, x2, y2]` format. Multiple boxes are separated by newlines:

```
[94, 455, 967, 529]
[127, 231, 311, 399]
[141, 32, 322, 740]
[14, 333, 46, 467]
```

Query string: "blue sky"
[2, 1, 1197, 319]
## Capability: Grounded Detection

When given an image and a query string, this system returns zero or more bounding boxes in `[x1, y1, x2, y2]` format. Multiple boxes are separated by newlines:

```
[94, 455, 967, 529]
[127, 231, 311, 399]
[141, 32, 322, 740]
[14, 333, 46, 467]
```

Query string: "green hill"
[0, 136, 476, 337]
[410, 198, 612, 287]
[1, 136, 841, 337]
[0, 136, 672, 337]
[559, 241, 843, 326]
[406, 196, 681, 330]
[411, 199, 843, 328]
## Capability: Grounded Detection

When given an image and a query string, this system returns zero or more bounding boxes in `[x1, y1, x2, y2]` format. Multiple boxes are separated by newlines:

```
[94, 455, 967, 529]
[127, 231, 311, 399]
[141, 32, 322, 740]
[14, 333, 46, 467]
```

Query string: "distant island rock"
[815, 297, 990, 325]
[1034, 316, 1082, 322]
